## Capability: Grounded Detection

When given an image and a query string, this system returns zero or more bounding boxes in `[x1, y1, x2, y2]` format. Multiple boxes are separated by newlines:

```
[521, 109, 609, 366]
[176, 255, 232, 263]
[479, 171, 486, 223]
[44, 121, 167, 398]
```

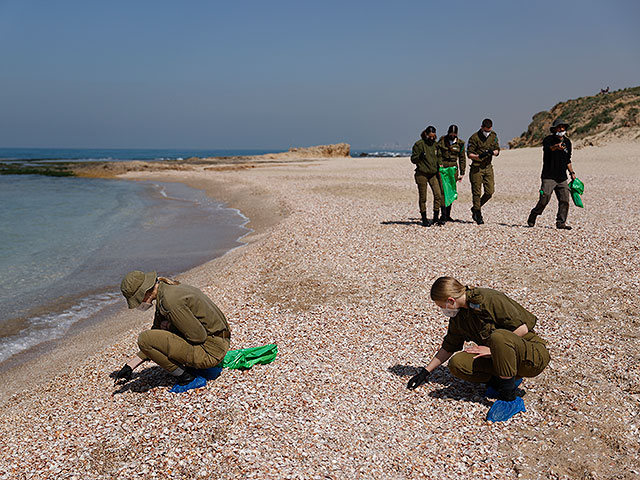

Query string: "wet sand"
[1, 143, 639, 479]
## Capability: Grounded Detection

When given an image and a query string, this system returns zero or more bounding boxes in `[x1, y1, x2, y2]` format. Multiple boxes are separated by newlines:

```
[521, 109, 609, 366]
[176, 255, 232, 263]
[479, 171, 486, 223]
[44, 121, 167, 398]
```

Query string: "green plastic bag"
[569, 177, 584, 208]
[222, 344, 278, 370]
[439, 166, 458, 207]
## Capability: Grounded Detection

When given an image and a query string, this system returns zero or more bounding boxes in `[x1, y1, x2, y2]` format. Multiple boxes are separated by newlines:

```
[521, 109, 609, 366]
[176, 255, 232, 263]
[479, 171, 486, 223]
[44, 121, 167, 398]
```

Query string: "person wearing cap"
[114, 271, 231, 391]
[527, 118, 576, 230]
[406, 276, 550, 422]
[437, 125, 466, 222]
[466, 119, 500, 225]
[411, 125, 444, 227]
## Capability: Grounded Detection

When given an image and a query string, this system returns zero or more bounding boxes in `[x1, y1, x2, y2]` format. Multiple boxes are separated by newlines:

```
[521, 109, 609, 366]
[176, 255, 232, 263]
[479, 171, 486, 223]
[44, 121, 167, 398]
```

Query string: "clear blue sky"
[1, 0, 639, 150]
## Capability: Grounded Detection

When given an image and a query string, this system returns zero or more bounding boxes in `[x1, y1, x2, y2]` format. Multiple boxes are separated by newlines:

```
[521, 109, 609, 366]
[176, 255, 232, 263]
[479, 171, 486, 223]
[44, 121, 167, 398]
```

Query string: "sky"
[1, 0, 639, 151]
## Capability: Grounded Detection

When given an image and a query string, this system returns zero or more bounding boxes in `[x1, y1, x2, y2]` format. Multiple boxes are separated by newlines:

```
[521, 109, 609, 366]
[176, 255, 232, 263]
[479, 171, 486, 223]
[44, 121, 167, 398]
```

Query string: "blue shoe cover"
[486, 397, 526, 422]
[192, 366, 223, 381]
[169, 375, 207, 393]
[485, 378, 523, 398]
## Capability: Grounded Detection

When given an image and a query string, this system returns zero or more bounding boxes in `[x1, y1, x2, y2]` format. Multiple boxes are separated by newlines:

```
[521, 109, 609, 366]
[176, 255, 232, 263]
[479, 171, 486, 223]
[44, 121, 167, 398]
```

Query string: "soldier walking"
[411, 126, 443, 227]
[527, 118, 577, 230]
[467, 118, 500, 224]
[437, 125, 466, 222]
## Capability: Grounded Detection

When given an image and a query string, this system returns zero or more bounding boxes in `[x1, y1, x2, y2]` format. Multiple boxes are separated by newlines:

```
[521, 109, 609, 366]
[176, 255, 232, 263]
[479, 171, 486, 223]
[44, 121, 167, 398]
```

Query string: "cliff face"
[509, 86, 640, 148]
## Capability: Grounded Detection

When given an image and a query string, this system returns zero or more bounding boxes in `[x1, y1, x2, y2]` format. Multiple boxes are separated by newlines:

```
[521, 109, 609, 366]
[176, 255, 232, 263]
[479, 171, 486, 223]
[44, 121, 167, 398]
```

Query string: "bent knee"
[447, 352, 468, 377]
[137, 330, 160, 354]
[488, 329, 514, 348]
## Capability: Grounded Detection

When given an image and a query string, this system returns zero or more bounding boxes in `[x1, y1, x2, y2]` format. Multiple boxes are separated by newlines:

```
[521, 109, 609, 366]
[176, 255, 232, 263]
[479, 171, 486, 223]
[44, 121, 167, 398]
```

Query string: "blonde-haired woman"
[407, 276, 550, 422]
[114, 271, 231, 392]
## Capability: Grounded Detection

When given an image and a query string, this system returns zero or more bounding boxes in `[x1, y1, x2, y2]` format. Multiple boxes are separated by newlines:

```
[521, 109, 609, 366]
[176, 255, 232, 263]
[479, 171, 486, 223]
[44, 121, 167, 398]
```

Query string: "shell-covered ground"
[1, 142, 639, 479]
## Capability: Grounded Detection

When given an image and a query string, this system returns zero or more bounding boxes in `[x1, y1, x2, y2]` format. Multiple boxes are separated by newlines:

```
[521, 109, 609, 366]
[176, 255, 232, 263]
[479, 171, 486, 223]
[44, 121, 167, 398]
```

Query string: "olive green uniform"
[411, 137, 442, 213]
[467, 130, 500, 211]
[437, 136, 466, 174]
[437, 136, 465, 217]
[137, 283, 231, 372]
[443, 287, 550, 382]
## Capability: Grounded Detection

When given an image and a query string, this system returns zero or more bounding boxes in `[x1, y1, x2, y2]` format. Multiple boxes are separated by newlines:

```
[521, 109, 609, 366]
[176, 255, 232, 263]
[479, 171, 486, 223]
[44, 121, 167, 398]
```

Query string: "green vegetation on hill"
[509, 86, 640, 148]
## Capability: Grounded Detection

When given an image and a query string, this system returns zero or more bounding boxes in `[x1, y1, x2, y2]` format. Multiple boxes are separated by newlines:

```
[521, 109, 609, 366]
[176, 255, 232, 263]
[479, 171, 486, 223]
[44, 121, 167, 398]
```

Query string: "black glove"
[478, 149, 493, 160]
[114, 364, 133, 385]
[407, 367, 430, 390]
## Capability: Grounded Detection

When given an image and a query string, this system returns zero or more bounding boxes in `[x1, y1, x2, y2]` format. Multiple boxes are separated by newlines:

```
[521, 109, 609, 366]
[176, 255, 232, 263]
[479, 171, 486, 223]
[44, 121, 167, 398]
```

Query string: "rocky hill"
[509, 86, 640, 148]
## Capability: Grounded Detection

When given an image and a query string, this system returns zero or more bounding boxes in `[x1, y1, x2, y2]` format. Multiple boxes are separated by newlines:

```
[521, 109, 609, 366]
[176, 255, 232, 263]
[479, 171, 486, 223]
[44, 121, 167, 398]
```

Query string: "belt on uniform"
[471, 161, 492, 168]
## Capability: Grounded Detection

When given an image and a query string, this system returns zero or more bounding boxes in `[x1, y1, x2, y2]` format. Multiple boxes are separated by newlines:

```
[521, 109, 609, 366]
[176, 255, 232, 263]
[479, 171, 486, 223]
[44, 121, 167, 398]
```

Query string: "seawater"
[0, 173, 249, 365]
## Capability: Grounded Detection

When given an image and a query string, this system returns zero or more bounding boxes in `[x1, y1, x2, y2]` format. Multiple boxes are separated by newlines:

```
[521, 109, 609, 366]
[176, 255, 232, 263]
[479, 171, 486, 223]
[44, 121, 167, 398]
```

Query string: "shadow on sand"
[389, 364, 499, 407]
[110, 366, 176, 395]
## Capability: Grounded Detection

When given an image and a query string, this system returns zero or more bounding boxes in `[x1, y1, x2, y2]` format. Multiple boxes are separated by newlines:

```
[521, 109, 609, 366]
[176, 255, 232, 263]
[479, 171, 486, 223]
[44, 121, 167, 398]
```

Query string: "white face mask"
[483, 130, 491, 137]
[137, 301, 153, 311]
[555, 131, 565, 137]
[441, 307, 460, 318]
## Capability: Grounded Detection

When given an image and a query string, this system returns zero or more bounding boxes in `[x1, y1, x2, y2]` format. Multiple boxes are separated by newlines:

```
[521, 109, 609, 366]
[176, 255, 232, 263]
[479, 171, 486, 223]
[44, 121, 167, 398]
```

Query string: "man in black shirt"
[527, 118, 577, 230]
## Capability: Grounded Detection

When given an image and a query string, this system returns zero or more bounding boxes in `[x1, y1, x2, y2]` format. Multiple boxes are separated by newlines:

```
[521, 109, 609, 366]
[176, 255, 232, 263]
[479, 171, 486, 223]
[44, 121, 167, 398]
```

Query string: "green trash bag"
[222, 344, 278, 370]
[569, 177, 584, 208]
[439, 166, 458, 207]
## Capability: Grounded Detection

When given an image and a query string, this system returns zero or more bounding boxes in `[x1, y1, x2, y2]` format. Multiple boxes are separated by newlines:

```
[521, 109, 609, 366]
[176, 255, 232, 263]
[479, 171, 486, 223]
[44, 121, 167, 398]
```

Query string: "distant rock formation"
[509, 86, 640, 148]
[67, 143, 352, 178]
[254, 143, 351, 160]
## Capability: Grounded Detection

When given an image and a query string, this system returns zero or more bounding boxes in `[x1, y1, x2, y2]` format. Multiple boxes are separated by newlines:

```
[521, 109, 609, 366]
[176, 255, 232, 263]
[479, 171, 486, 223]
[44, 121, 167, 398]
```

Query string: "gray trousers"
[530, 178, 570, 226]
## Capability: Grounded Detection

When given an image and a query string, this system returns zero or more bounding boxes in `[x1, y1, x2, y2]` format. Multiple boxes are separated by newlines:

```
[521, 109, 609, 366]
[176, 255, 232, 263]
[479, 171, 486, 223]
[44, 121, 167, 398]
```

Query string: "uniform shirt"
[541, 134, 572, 182]
[411, 138, 440, 176]
[467, 130, 500, 166]
[151, 283, 230, 343]
[441, 287, 538, 353]
[437, 136, 466, 175]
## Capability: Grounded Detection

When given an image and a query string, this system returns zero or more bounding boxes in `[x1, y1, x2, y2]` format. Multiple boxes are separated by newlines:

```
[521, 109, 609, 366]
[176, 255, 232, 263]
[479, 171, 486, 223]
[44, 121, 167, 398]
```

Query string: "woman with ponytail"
[407, 276, 550, 422]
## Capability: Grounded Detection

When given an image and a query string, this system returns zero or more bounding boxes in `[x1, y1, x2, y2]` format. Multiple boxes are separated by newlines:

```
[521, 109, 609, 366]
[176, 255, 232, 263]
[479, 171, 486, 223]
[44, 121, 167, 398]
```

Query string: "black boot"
[420, 211, 431, 227]
[433, 210, 444, 226]
[440, 206, 448, 223]
[175, 370, 196, 386]
[445, 205, 453, 222]
[494, 377, 517, 401]
[471, 208, 484, 225]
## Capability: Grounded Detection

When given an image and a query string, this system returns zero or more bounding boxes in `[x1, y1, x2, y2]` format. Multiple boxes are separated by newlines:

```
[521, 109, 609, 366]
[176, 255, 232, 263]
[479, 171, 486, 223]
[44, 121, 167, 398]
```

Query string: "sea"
[0, 147, 286, 368]
[0, 146, 407, 368]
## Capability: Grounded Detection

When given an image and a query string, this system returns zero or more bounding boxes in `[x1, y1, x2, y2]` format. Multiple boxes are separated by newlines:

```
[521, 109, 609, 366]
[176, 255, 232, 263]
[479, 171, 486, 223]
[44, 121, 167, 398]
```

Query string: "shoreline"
[0, 169, 286, 404]
[1, 143, 639, 479]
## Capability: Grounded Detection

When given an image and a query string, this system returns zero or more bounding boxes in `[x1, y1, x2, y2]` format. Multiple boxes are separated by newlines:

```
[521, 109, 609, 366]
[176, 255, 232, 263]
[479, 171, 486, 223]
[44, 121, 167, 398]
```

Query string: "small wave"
[0, 292, 121, 364]
[355, 151, 409, 158]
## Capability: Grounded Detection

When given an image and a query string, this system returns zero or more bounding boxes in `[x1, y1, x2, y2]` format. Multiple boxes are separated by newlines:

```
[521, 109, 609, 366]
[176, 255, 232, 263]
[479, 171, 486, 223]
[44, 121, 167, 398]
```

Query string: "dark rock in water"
[359, 152, 369, 157]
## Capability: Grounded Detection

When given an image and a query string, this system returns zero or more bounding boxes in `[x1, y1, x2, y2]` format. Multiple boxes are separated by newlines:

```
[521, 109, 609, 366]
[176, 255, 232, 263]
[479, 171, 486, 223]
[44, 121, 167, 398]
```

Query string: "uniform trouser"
[530, 178, 570, 226]
[414, 171, 442, 213]
[138, 330, 230, 372]
[469, 164, 494, 210]
[447, 329, 550, 383]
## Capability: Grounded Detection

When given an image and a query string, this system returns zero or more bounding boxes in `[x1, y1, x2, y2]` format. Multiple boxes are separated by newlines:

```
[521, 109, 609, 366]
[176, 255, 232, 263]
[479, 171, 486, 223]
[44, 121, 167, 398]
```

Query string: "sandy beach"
[1, 142, 639, 479]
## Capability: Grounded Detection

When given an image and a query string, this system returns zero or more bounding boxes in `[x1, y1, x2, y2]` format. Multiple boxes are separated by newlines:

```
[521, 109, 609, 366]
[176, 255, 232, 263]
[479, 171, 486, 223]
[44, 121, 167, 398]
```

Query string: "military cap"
[120, 270, 157, 309]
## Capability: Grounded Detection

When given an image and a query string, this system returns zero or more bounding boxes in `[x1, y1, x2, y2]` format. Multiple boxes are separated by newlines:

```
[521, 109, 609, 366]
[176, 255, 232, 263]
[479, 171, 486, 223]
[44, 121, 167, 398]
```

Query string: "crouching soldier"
[114, 271, 231, 392]
[407, 276, 550, 422]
